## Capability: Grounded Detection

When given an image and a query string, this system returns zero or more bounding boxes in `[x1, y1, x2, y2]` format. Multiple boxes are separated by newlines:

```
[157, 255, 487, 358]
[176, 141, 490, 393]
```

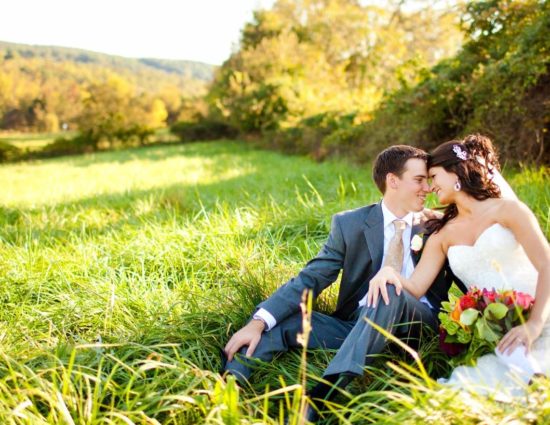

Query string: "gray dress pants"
[225, 286, 438, 382]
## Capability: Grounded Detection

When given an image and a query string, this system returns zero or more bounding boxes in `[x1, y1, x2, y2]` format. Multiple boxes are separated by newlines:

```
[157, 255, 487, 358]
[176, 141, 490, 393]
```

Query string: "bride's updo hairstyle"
[427, 134, 502, 232]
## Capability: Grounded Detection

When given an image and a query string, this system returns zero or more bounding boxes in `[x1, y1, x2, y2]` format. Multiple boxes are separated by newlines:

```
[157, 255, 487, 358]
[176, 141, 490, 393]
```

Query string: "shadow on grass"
[1, 142, 373, 244]
[0, 173, 348, 243]
[34, 139, 258, 168]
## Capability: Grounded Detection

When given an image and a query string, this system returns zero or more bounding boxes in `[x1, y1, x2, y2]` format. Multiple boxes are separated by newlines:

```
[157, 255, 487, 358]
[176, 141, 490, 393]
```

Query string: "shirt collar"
[381, 200, 414, 229]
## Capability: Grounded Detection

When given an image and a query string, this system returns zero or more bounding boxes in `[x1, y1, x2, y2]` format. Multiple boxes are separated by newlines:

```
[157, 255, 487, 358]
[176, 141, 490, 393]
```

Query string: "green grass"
[0, 131, 77, 152]
[0, 141, 548, 424]
[0, 128, 179, 158]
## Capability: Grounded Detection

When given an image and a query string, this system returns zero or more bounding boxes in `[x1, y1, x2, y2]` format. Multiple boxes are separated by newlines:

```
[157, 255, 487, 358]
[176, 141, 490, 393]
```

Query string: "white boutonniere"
[411, 234, 424, 253]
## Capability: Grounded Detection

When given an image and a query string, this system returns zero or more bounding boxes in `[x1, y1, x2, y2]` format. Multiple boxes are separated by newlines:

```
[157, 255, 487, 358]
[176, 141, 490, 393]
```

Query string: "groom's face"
[392, 158, 429, 212]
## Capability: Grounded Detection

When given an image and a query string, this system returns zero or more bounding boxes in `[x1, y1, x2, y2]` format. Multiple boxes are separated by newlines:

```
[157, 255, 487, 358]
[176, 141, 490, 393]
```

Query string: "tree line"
[1, 1, 548, 165]
[177, 0, 549, 164]
[0, 42, 212, 153]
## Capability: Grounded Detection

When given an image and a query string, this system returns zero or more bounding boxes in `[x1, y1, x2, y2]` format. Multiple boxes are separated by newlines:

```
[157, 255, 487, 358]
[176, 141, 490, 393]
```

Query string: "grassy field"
[0, 129, 180, 154]
[0, 141, 549, 424]
[0, 131, 72, 152]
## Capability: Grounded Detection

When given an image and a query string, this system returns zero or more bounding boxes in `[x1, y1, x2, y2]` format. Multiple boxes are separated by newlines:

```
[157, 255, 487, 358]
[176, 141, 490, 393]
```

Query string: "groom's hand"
[224, 319, 266, 362]
[423, 208, 443, 220]
[367, 266, 403, 308]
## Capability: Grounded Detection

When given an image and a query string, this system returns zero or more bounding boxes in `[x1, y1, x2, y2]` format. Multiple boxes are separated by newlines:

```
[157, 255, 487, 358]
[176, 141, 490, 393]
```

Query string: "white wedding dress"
[439, 223, 550, 399]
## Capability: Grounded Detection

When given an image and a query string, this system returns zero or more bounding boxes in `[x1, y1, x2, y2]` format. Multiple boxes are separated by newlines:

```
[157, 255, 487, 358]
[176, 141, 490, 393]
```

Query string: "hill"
[0, 40, 214, 82]
[0, 41, 216, 131]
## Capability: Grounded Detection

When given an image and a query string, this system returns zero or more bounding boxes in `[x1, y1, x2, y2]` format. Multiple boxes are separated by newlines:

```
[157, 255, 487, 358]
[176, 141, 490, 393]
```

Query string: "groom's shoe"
[309, 373, 353, 400]
[303, 403, 321, 423]
[219, 348, 228, 374]
[301, 373, 354, 423]
[284, 403, 320, 425]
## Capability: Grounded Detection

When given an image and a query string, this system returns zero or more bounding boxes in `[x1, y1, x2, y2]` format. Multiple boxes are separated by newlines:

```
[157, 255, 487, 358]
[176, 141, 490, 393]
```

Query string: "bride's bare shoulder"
[480, 197, 526, 216]
[489, 197, 530, 214]
[495, 198, 535, 223]
[429, 220, 459, 250]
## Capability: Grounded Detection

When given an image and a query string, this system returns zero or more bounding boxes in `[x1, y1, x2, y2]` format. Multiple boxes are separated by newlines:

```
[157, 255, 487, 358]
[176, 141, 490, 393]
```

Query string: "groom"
[223, 145, 459, 418]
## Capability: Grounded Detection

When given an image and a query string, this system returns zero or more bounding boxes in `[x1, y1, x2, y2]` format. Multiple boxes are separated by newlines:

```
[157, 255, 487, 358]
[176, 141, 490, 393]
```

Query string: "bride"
[368, 134, 550, 397]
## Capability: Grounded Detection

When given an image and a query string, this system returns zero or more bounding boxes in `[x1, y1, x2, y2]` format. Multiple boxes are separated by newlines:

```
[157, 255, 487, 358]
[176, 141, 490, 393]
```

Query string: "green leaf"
[476, 317, 501, 342]
[448, 292, 460, 304]
[460, 308, 479, 326]
[484, 302, 508, 320]
[456, 327, 472, 344]
[449, 283, 465, 299]
[444, 332, 461, 343]
[440, 301, 452, 313]
[439, 313, 460, 335]
[505, 314, 513, 331]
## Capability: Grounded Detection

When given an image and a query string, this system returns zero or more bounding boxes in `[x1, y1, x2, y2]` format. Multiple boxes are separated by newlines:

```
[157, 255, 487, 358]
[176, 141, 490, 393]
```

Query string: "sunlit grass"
[0, 131, 77, 151]
[2, 144, 256, 207]
[0, 140, 548, 423]
[0, 128, 179, 156]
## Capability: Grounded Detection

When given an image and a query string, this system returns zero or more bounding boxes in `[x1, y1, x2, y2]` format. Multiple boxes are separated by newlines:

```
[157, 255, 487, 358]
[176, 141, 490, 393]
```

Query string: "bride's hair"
[427, 134, 502, 233]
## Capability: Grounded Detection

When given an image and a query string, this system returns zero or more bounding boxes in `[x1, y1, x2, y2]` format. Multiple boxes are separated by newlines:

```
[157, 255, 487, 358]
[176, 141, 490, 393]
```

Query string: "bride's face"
[429, 166, 457, 204]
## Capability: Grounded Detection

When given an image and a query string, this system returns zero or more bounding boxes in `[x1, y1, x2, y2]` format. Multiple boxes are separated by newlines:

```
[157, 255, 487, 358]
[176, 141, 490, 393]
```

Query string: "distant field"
[0, 128, 180, 154]
[0, 131, 73, 151]
[0, 141, 548, 423]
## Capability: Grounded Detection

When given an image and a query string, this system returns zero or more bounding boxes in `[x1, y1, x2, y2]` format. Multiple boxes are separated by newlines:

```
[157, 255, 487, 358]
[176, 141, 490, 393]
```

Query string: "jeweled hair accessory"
[453, 145, 469, 160]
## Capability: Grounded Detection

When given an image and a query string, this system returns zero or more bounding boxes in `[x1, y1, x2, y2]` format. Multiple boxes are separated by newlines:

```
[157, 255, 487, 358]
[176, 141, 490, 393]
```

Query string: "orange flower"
[451, 302, 462, 322]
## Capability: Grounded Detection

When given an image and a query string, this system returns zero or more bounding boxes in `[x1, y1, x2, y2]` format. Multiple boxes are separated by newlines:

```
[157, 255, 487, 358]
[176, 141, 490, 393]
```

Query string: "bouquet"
[439, 287, 534, 365]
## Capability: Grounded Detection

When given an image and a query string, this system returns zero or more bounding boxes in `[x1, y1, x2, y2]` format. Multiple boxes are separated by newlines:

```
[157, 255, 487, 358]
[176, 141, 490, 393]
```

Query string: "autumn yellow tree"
[77, 77, 167, 147]
[207, 0, 464, 134]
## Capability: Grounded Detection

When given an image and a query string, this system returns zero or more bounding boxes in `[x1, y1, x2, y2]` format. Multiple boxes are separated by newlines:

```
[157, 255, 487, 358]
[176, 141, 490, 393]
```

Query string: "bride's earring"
[454, 180, 462, 191]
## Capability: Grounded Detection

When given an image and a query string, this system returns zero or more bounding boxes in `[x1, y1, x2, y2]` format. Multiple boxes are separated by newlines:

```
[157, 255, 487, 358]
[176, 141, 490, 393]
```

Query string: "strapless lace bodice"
[448, 223, 538, 295]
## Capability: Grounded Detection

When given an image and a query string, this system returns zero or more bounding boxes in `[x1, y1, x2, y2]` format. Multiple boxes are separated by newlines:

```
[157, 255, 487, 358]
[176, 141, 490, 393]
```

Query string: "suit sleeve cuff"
[253, 308, 277, 331]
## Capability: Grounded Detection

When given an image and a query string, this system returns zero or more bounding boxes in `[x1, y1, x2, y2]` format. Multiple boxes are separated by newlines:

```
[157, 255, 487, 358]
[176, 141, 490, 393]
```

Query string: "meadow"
[0, 141, 549, 424]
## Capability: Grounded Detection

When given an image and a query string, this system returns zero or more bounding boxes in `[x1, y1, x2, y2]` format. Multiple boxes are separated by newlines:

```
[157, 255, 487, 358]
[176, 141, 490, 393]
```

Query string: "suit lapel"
[364, 202, 384, 270]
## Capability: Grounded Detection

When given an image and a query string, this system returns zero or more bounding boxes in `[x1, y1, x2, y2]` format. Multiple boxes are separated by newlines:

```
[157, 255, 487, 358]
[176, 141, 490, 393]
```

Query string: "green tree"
[76, 77, 165, 147]
[357, 0, 550, 163]
[207, 0, 463, 134]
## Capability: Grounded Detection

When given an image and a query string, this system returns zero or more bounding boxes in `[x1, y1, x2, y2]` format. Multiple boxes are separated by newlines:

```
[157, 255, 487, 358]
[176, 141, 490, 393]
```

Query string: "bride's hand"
[367, 266, 403, 308]
[497, 318, 544, 354]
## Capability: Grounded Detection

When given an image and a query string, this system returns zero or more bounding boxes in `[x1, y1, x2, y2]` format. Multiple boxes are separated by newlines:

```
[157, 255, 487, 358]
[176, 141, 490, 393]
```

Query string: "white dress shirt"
[357, 201, 415, 307]
[255, 201, 430, 331]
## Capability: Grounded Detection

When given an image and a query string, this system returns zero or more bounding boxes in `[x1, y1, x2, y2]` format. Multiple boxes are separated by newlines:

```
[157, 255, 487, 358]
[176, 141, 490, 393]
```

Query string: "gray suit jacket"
[258, 202, 461, 323]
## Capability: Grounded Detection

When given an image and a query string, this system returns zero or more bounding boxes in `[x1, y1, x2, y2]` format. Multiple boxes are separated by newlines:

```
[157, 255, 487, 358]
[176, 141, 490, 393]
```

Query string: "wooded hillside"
[186, 0, 549, 164]
[0, 41, 214, 132]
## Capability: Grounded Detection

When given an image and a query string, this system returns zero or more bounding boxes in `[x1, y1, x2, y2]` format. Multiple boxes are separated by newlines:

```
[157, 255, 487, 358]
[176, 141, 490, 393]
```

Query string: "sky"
[0, 0, 276, 65]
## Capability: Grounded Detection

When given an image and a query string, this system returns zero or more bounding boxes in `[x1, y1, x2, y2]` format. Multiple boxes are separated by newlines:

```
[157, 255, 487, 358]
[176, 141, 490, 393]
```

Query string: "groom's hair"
[373, 145, 427, 193]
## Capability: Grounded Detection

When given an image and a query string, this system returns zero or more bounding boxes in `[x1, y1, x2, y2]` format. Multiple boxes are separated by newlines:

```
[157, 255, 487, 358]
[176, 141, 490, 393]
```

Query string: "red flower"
[515, 292, 534, 310]
[439, 328, 467, 357]
[482, 288, 497, 303]
[460, 295, 477, 310]
[469, 287, 482, 298]
[477, 298, 487, 311]
[440, 287, 535, 364]
[504, 296, 515, 306]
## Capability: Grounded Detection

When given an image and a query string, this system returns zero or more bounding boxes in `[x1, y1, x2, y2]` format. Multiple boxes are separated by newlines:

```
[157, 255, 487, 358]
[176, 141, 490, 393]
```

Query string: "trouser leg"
[224, 311, 355, 383]
[323, 286, 437, 377]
